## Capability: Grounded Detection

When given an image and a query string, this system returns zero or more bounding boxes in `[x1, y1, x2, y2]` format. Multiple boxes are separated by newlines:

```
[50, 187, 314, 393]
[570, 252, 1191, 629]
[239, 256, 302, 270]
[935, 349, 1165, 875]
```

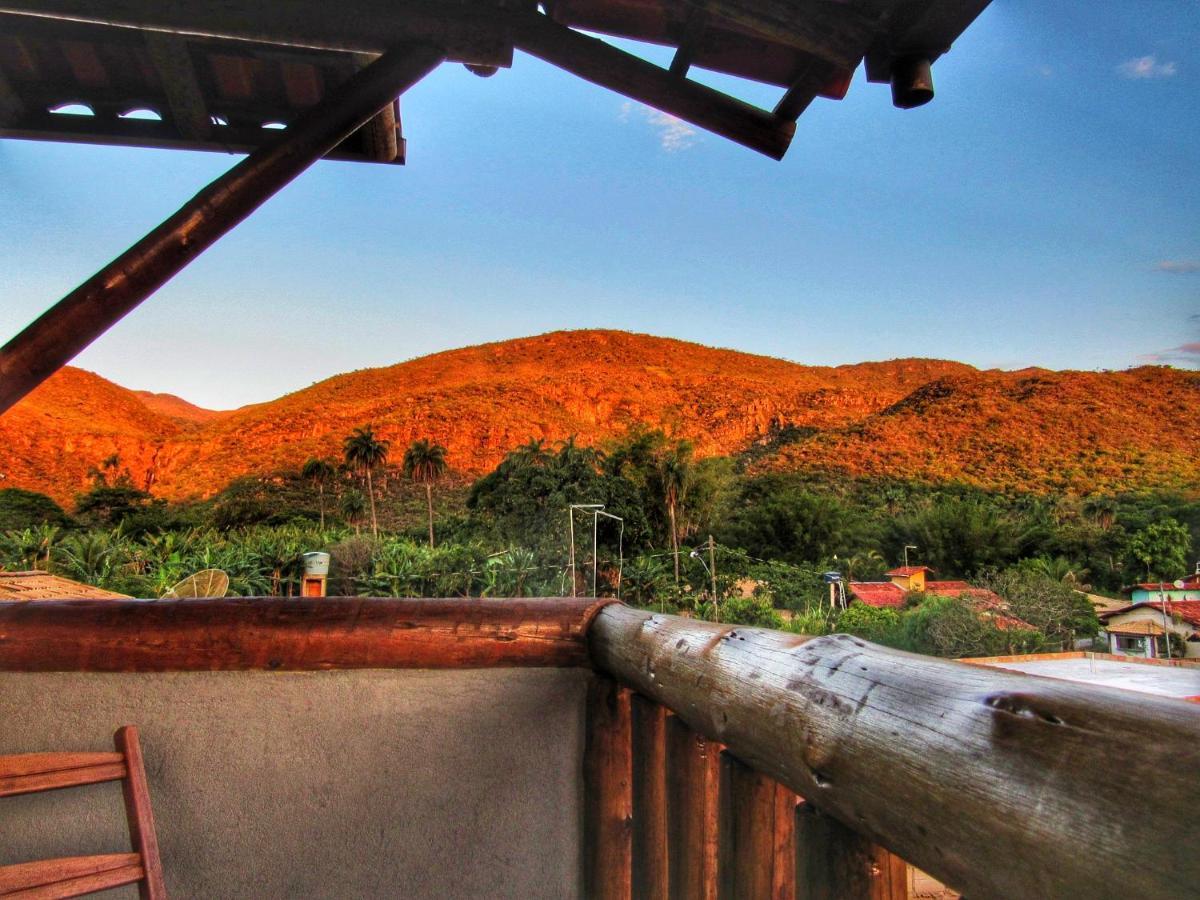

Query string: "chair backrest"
[0, 725, 166, 899]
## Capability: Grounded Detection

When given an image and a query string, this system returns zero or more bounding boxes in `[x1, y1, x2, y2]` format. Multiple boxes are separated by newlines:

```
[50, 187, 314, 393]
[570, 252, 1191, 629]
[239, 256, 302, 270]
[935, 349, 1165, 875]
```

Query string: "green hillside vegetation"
[2, 427, 1194, 658]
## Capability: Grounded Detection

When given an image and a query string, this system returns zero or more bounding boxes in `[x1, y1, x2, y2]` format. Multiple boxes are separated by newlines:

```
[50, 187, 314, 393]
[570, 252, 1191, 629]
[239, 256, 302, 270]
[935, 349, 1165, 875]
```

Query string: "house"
[0, 570, 131, 601]
[1126, 572, 1200, 605]
[848, 566, 1031, 630]
[1100, 599, 1200, 659]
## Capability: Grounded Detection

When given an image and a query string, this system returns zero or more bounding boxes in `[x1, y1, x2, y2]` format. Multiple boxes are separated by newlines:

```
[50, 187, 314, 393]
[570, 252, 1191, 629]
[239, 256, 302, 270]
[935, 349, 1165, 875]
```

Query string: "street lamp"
[903, 545, 918, 569]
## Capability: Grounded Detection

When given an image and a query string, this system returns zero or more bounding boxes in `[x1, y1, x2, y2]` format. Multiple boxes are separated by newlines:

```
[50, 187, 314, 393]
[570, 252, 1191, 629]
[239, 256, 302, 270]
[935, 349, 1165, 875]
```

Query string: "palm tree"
[510, 437, 550, 469]
[343, 426, 389, 538]
[301, 458, 336, 530]
[656, 441, 694, 584]
[403, 439, 448, 548]
[340, 489, 367, 536]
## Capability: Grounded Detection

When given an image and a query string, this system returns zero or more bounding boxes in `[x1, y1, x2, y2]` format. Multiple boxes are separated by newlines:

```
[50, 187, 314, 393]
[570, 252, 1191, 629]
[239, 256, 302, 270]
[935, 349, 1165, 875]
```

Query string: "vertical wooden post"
[795, 801, 907, 900]
[632, 695, 668, 900]
[720, 755, 796, 900]
[585, 677, 633, 900]
[772, 783, 798, 900]
[667, 716, 720, 900]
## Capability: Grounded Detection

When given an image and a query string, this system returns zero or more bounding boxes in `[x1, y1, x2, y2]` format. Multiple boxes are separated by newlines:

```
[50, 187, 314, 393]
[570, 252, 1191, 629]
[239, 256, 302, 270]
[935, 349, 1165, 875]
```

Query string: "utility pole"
[708, 534, 718, 622]
[568, 509, 576, 598]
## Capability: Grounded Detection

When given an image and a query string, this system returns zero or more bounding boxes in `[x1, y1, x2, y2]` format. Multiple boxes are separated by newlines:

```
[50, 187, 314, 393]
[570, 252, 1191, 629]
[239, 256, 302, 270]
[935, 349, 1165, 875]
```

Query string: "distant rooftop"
[0, 570, 131, 601]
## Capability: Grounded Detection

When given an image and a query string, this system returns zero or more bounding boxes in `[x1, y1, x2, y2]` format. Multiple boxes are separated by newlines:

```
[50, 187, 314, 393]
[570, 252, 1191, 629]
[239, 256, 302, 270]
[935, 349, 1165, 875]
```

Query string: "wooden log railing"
[0, 597, 614, 670]
[586, 604, 1200, 900]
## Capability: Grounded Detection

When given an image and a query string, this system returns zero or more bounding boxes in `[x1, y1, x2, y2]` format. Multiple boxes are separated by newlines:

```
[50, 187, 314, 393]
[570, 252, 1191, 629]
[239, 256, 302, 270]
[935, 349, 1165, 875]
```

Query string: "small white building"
[1100, 600, 1200, 659]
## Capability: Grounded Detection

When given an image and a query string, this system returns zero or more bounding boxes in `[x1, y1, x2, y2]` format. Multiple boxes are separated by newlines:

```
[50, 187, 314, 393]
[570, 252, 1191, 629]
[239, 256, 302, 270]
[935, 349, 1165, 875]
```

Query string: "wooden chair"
[0, 726, 166, 899]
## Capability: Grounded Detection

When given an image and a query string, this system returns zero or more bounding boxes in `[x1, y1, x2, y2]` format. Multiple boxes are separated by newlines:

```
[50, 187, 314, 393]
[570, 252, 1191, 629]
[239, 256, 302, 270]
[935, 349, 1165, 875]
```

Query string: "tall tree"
[403, 439, 448, 548]
[343, 426, 389, 538]
[654, 441, 694, 584]
[301, 457, 336, 530]
[1126, 519, 1192, 581]
[340, 489, 367, 536]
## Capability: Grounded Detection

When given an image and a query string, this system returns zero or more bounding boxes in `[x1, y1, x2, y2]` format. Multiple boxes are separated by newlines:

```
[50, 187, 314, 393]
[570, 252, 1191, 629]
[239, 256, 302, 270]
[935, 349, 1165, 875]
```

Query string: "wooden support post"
[588, 604, 1200, 899]
[666, 716, 719, 900]
[585, 677, 633, 900]
[0, 43, 443, 415]
[721, 755, 796, 900]
[513, 12, 794, 160]
[795, 801, 905, 900]
[631, 695, 668, 900]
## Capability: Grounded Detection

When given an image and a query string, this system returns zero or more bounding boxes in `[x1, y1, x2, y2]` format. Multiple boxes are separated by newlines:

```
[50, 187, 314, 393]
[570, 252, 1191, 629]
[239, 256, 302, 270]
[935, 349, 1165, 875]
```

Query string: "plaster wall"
[0, 668, 588, 899]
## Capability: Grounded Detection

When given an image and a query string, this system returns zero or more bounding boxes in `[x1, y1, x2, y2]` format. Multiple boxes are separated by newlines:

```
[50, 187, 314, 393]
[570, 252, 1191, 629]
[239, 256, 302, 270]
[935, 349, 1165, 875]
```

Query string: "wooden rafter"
[0, 0, 517, 68]
[514, 11, 794, 159]
[144, 32, 210, 141]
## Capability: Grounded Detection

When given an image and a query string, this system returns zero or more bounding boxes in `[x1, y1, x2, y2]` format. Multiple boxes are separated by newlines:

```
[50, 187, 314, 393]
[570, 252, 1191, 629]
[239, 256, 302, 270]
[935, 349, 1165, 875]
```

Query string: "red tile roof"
[885, 566, 934, 577]
[1100, 601, 1200, 627]
[847, 581, 1031, 630]
[848, 582, 905, 607]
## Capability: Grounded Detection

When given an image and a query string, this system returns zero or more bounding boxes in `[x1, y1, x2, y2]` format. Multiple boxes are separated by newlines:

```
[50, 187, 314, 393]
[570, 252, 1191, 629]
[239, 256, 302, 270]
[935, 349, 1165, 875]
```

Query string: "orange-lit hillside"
[0, 330, 1196, 505]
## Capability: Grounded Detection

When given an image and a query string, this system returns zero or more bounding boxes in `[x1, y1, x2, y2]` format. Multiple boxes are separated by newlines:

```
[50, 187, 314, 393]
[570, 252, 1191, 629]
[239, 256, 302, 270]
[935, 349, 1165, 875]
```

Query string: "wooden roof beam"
[144, 32, 210, 141]
[0, 66, 24, 126]
[514, 11, 794, 160]
[682, 0, 877, 69]
[0, 0, 515, 68]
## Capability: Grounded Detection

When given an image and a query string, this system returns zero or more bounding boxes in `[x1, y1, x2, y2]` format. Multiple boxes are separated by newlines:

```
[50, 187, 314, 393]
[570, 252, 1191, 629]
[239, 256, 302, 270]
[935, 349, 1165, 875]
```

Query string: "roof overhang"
[0, 0, 992, 163]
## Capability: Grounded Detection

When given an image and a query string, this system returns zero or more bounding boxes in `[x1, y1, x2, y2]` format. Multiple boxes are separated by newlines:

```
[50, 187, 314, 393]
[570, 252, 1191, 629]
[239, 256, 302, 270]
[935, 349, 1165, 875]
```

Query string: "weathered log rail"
[588, 604, 1200, 900]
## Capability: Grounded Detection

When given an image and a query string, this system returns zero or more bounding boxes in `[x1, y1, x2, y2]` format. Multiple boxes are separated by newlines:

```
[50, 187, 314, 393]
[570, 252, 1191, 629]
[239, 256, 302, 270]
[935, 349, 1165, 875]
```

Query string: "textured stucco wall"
[0, 668, 588, 899]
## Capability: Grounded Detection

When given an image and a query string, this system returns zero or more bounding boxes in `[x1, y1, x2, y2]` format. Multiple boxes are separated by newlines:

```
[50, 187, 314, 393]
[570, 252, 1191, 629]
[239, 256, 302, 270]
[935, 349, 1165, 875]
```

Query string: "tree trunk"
[318, 484, 325, 531]
[669, 502, 680, 585]
[366, 467, 378, 538]
[425, 482, 435, 548]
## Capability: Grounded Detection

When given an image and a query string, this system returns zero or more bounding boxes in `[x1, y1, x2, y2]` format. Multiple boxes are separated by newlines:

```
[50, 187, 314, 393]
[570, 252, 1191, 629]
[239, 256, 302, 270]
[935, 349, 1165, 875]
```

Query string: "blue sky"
[1, 2, 1197, 409]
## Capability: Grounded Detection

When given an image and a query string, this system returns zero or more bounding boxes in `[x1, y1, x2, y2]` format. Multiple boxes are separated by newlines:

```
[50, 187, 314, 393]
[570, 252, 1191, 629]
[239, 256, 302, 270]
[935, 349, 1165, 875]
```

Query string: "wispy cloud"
[619, 101, 698, 153]
[1156, 260, 1200, 274]
[1117, 56, 1177, 79]
[1141, 342, 1200, 365]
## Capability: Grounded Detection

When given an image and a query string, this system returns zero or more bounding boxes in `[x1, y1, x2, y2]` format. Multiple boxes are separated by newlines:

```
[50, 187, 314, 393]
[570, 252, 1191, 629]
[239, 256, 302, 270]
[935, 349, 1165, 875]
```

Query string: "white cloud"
[619, 101, 698, 153]
[1117, 56, 1177, 79]
[1156, 260, 1200, 274]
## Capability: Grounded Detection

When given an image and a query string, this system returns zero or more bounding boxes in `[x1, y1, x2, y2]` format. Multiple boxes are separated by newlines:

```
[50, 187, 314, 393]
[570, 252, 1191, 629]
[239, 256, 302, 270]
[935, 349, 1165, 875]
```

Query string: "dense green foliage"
[2, 428, 1192, 657]
[0, 488, 71, 531]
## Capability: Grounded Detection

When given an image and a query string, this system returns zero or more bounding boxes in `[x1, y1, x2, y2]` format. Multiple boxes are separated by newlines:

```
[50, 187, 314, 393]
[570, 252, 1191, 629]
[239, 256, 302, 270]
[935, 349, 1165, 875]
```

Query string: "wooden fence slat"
[795, 801, 906, 900]
[666, 716, 720, 900]
[720, 755, 797, 900]
[631, 695, 668, 900]
[585, 677, 633, 900]
[772, 783, 799, 900]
